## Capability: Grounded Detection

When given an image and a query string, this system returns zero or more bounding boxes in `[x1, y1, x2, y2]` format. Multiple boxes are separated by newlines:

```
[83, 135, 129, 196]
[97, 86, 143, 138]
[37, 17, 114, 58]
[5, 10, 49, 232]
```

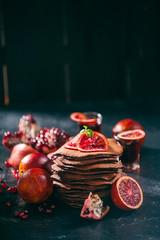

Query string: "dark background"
[0, 0, 160, 106]
[0, 2, 160, 239]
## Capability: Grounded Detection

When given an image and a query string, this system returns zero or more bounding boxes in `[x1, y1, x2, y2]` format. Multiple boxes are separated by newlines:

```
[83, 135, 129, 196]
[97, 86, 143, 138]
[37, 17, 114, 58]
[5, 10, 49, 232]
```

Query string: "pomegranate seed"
[0, 189, 2, 193]
[46, 209, 52, 214]
[50, 205, 55, 209]
[38, 206, 43, 212]
[23, 210, 28, 214]
[6, 201, 11, 207]
[0, 178, 1, 184]
[8, 186, 17, 193]
[12, 170, 20, 180]
[14, 211, 20, 217]
[12, 186, 18, 193]
[14, 131, 22, 138]
[21, 214, 28, 219]
[19, 212, 23, 217]
[2, 182, 7, 189]
[20, 212, 28, 219]
[7, 187, 12, 193]
[5, 161, 11, 167]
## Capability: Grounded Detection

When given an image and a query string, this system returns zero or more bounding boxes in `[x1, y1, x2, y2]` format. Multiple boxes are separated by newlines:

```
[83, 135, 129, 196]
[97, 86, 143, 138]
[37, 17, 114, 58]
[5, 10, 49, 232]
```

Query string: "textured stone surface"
[0, 102, 160, 240]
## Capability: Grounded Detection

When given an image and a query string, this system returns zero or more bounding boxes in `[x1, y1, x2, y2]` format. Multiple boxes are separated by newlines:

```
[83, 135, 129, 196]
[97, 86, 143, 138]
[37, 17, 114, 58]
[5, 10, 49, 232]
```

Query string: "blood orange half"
[117, 129, 145, 141]
[76, 131, 109, 152]
[111, 176, 143, 210]
[70, 112, 88, 122]
[65, 134, 81, 150]
[70, 112, 97, 124]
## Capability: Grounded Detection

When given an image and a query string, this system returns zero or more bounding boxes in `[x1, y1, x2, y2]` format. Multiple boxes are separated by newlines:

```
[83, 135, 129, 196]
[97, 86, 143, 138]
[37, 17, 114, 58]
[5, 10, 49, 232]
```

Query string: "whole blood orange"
[117, 129, 145, 141]
[112, 119, 145, 146]
[17, 168, 53, 203]
[111, 176, 143, 210]
[19, 152, 52, 175]
[77, 131, 109, 152]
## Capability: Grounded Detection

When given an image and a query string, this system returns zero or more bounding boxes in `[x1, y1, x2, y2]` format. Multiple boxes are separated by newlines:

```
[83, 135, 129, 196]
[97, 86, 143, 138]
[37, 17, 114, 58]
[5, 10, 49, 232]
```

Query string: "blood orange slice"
[117, 129, 145, 141]
[70, 112, 97, 124]
[65, 134, 81, 150]
[111, 176, 143, 210]
[76, 131, 109, 152]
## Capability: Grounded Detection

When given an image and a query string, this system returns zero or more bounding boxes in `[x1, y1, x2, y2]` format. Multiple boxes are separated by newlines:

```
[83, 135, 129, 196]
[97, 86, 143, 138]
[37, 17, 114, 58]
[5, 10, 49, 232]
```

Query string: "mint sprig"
[80, 125, 94, 137]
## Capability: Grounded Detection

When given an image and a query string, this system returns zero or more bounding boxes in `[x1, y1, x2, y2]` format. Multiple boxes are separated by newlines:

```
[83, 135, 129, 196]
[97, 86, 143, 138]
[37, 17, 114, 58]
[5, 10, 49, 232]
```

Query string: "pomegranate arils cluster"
[8, 186, 17, 193]
[12, 169, 20, 180]
[19, 114, 36, 124]
[0, 177, 17, 194]
[31, 127, 70, 154]
[2, 114, 70, 154]
[3, 131, 23, 151]
[52, 127, 70, 149]
[38, 202, 55, 214]
[2, 182, 7, 189]
[14, 210, 29, 219]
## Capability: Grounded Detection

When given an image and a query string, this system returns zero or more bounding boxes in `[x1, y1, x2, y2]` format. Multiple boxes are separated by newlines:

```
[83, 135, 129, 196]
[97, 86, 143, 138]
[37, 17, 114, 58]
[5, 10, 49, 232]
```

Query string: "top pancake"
[51, 138, 123, 159]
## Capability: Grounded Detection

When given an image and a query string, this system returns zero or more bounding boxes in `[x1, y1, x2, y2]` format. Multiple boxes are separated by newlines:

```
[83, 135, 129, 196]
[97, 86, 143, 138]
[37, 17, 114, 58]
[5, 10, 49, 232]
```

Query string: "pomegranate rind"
[76, 132, 109, 152]
[111, 176, 143, 211]
[70, 112, 97, 124]
[80, 192, 110, 220]
[117, 129, 145, 141]
[7, 143, 38, 169]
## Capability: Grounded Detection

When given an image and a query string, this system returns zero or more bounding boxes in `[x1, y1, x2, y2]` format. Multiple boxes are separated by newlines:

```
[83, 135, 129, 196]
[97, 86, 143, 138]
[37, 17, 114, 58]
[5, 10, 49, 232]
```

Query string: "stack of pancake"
[50, 138, 123, 208]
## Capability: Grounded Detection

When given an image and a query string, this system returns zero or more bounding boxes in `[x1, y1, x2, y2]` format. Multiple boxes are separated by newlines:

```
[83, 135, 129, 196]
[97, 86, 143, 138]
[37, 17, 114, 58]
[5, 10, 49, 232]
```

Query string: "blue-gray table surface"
[0, 101, 159, 240]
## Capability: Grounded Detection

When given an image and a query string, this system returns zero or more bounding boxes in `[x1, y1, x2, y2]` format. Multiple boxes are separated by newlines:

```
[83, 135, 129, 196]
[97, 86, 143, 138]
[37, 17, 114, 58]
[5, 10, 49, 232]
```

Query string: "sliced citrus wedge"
[64, 133, 81, 150]
[70, 112, 88, 122]
[117, 129, 145, 141]
[70, 112, 97, 124]
[76, 131, 109, 152]
[111, 176, 143, 210]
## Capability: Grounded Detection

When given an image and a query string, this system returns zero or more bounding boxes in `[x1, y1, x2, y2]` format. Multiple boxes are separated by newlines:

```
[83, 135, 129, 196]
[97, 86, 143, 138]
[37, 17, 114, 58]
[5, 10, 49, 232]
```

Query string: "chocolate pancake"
[53, 173, 121, 188]
[56, 188, 110, 196]
[53, 156, 119, 166]
[57, 168, 119, 175]
[56, 185, 111, 194]
[55, 189, 110, 200]
[51, 137, 124, 207]
[52, 160, 123, 171]
[53, 180, 111, 191]
[55, 172, 117, 181]
[51, 138, 123, 159]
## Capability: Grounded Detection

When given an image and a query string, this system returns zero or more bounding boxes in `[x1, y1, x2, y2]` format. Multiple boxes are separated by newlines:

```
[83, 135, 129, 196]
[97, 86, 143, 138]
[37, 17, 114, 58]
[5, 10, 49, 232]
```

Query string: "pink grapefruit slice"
[111, 176, 143, 210]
